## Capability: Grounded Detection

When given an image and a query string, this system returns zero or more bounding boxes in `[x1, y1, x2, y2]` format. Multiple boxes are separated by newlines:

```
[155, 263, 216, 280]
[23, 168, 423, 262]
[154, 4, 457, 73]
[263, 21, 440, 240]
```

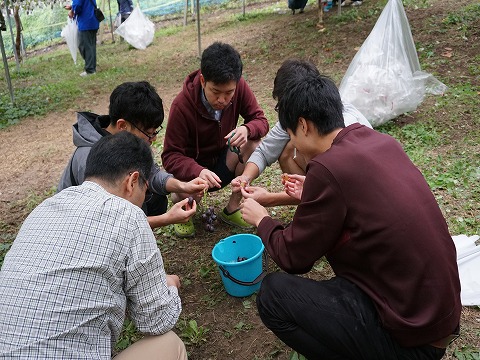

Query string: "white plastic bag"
[114, 6, 155, 50]
[60, 18, 79, 64]
[338, 0, 447, 127]
[114, 13, 122, 28]
[452, 234, 480, 306]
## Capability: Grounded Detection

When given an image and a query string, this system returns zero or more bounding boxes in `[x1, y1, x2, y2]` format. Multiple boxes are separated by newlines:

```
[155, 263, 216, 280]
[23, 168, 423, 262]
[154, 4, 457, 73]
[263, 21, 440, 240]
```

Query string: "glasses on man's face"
[129, 171, 152, 203]
[127, 120, 161, 141]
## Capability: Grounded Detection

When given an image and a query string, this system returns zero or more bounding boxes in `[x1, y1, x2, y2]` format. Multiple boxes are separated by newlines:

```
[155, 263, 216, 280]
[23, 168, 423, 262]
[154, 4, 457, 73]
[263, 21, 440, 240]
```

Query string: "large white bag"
[61, 18, 78, 64]
[452, 234, 480, 306]
[339, 0, 447, 127]
[114, 6, 155, 50]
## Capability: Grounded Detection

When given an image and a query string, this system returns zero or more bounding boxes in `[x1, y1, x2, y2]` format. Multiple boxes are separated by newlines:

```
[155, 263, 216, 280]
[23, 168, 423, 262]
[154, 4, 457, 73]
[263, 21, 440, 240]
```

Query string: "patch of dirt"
[1, 0, 479, 358]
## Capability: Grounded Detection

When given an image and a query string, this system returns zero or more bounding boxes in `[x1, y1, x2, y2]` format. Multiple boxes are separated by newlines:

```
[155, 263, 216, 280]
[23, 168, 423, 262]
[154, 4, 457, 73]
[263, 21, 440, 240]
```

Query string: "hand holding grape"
[283, 174, 305, 201]
[240, 198, 268, 227]
[199, 169, 222, 189]
[165, 197, 196, 224]
[231, 175, 250, 194]
[240, 185, 268, 203]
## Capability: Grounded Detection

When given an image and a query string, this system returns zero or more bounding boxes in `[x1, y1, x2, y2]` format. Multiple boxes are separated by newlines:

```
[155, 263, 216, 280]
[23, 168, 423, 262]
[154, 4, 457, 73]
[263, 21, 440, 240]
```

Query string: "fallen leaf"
[441, 51, 453, 58]
[444, 47, 453, 51]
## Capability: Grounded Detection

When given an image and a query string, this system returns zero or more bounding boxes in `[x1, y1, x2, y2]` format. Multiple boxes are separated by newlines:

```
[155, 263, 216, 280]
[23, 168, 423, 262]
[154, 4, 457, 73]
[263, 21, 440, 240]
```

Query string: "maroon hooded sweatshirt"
[258, 124, 461, 347]
[161, 70, 269, 180]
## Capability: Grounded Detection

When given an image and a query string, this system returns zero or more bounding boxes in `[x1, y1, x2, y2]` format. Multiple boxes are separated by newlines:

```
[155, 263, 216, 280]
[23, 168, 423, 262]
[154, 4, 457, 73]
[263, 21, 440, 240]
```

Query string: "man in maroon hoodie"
[240, 73, 461, 359]
[162, 42, 269, 237]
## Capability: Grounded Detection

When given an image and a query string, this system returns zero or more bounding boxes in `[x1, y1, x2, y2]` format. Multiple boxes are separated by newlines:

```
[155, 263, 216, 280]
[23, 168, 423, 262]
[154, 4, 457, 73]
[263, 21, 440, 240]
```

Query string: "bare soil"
[1, 0, 479, 358]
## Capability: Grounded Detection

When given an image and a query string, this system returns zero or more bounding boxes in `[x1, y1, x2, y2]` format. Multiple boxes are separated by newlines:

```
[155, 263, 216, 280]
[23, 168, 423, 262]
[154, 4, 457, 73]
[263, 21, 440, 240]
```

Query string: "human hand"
[64, 4, 72, 10]
[240, 185, 268, 203]
[67, 9, 74, 18]
[183, 177, 208, 201]
[165, 197, 196, 224]
[166, 274, 181, 288]
[283, 173, 305, 200]
[240, 198, 269, 227]
[231, 174, 250, 193]
[225, 126, 248, 148]
[199, 169, 222, 189]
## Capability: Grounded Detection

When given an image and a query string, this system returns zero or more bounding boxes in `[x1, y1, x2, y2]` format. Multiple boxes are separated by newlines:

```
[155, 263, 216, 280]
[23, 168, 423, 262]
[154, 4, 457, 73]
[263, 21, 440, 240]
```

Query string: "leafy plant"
[289, 350, 308, 360]
[178, 319, 209, 345]
[454, 346, 480, 360]
[114, 319, 142, 351]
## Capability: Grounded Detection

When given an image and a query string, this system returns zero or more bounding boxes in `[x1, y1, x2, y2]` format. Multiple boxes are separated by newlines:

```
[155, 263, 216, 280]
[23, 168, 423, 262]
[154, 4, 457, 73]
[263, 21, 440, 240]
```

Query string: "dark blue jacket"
[72, 0, 100, 31]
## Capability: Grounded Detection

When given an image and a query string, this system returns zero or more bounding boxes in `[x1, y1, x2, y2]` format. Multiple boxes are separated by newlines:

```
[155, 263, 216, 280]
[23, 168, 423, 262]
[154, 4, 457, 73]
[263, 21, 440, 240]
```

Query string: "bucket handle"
[218, 252, 269, 287]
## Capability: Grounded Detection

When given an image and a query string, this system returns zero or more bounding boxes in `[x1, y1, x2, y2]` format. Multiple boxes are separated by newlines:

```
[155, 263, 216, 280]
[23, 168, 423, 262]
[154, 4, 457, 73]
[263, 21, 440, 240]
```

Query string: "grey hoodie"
[58, 112, 172, 195]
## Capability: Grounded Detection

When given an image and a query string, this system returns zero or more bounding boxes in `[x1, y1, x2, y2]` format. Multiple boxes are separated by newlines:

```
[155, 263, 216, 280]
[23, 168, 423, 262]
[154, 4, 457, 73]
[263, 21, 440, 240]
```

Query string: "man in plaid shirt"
[0, 132, 187, 359]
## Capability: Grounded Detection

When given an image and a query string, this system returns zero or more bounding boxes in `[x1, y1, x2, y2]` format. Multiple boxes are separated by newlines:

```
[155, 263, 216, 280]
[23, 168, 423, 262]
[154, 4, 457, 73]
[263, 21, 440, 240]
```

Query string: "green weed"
[178, 319, 209, 345]
[454, 346, 480, 360]
[114, 319, 142, 351]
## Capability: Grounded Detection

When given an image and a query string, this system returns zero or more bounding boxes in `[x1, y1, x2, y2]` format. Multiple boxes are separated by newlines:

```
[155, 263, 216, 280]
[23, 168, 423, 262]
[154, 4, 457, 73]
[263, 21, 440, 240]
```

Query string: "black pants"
[78, 29, 97, 74]
[142, 192, 168, 216]
[256, 273, 446, 360]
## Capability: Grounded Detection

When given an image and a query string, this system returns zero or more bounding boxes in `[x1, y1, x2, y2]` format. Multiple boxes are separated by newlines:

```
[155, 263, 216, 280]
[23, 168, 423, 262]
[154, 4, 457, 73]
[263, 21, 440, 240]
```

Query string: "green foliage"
[0, 242, 12, 267]
[114, 319, 142, 351]
[0, 86, 50, 128]
[178, 319, 209, 345]
[402, 0, 430, 9]
[289, 351, 308, 360]
[454, 347, 480, 360]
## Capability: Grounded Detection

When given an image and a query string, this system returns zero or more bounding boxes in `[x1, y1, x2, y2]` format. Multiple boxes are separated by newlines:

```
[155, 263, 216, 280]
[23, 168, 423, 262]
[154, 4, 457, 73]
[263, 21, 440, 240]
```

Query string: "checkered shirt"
[0, 181, 182, 359]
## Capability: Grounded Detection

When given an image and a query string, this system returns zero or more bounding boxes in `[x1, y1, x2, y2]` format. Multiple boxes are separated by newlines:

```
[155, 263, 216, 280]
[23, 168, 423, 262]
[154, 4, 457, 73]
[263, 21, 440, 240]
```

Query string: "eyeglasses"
[129, 171, 152, 203]
[126, 120, 161, 141]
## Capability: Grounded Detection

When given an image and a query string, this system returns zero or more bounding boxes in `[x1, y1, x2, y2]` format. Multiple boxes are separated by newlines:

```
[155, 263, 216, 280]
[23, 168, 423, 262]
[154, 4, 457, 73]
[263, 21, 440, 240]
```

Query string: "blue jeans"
[256, 273, 447, 360]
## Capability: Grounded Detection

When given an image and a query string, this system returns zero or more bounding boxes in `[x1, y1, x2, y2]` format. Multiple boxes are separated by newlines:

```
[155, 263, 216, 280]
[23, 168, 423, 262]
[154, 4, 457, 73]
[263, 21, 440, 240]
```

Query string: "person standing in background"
[65, 0, 99, 76]
[117, 0, 134, 23]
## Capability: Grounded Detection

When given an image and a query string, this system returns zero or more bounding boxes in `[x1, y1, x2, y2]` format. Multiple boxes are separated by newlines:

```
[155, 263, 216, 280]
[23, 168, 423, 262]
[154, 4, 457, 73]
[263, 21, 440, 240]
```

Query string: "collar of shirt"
[201, 88, 222, 121]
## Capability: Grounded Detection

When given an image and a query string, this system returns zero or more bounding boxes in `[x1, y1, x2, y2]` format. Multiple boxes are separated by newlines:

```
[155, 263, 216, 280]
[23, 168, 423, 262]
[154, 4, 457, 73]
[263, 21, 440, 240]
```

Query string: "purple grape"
[210, 214, 217, 221]
[187, 196, 194, 207]
[201, 213, 208, 222]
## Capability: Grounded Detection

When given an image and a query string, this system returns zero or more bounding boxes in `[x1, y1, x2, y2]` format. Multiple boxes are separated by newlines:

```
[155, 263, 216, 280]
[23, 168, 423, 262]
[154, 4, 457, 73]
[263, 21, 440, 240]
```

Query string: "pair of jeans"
[78, 29, 97, 74]
[256, 273, 446, 360]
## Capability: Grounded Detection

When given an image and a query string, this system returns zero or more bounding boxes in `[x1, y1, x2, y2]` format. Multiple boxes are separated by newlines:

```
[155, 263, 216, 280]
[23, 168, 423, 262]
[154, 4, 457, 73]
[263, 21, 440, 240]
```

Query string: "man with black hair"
[240, 73, 461, 359]
[58, 81, 207, 229]
[162, 42, 269, 237]
[232, 59, 371, 207]
[0, 132, 186, 359]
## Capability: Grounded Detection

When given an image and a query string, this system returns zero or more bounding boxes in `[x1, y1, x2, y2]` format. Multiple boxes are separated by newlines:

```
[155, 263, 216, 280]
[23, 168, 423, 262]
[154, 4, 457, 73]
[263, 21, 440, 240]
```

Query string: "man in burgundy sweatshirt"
[240, 73, 461, 359]
[162, 42, 269, 237]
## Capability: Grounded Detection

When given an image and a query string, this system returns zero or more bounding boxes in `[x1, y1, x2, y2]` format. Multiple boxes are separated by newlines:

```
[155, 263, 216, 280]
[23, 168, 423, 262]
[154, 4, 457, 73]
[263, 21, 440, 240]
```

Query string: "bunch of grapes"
[201, 206, 217, 232]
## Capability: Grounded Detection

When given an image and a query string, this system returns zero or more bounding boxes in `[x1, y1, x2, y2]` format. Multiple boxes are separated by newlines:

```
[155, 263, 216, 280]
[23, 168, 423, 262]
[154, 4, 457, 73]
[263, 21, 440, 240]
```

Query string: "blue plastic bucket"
[211, 234, 265, 297]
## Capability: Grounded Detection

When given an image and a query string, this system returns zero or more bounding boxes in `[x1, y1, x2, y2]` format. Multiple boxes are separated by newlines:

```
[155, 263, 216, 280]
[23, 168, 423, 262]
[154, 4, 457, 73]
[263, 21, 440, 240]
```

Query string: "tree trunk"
[14, 6, 22, 62]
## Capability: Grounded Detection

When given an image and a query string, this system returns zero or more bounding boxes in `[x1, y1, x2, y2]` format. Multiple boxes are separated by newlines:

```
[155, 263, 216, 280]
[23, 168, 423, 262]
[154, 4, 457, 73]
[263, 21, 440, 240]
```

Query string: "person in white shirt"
[232, 59, 372, 207]
[0, 132, 187, 360]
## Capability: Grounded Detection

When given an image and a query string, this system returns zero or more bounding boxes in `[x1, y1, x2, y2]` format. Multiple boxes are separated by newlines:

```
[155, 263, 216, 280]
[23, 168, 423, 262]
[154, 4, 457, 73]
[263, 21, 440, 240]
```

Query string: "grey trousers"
[78, 29, 97, 74]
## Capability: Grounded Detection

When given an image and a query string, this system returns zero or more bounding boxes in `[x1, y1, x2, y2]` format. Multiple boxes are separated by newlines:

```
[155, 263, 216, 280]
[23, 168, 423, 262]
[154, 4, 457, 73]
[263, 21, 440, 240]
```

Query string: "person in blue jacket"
[65, 0, 100, 76]
[117, 0, 134, 23]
